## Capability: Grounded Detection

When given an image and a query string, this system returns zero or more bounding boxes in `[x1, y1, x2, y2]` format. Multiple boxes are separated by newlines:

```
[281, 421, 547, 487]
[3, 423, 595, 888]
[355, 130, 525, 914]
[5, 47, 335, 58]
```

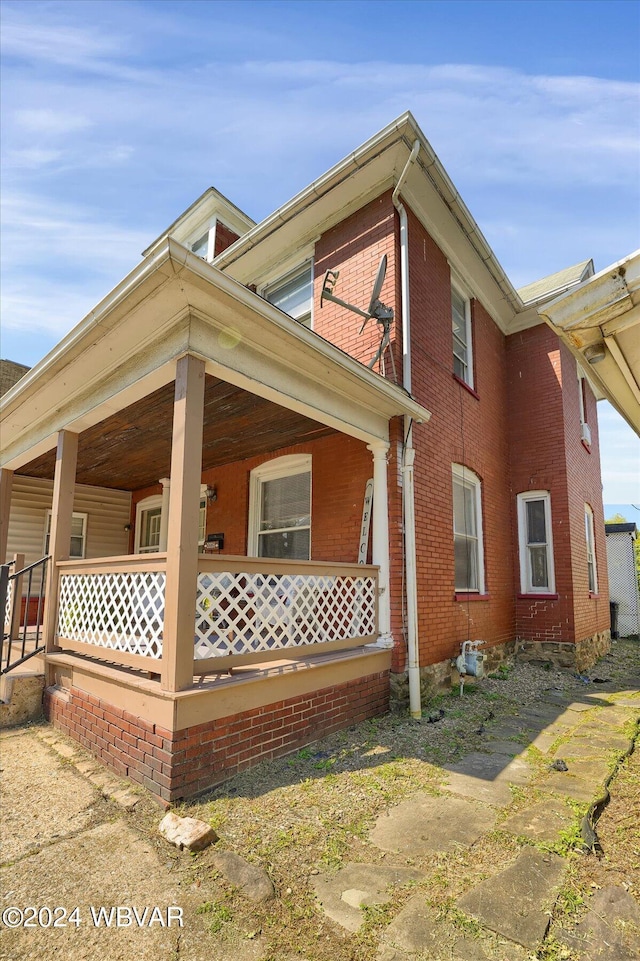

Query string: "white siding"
[6, 476, 131, 591]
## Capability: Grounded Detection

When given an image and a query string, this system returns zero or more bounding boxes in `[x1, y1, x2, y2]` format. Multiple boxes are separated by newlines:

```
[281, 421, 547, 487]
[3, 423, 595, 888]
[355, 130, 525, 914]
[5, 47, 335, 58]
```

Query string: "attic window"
[191, 231, 210, 260]
[264, 264, 313, 327]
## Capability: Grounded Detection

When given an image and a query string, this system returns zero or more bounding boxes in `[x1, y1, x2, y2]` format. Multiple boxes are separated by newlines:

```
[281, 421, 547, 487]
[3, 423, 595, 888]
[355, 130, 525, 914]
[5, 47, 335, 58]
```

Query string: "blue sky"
[1, 0, 639, 507]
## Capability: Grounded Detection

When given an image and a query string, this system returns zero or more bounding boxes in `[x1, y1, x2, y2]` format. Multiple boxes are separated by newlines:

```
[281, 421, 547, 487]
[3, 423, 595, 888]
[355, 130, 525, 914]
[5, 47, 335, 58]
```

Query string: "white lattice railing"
[55, 555, 378, 674]
[194, 557, 378, 665]
[56, 556, 167, 665]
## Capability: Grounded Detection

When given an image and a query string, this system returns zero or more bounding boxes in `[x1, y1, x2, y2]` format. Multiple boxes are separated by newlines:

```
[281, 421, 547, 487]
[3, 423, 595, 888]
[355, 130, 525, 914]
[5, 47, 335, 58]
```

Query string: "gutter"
[392, 139, 423, 720]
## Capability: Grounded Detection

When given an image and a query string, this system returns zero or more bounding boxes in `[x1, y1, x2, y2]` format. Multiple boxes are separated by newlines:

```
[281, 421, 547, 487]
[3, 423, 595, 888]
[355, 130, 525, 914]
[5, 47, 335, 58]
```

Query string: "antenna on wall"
[320, 254, 396, 380]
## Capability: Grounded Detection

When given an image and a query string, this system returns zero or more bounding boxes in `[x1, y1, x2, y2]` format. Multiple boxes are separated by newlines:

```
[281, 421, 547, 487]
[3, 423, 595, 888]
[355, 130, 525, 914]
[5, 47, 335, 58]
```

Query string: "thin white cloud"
[15, 109, 92, 135]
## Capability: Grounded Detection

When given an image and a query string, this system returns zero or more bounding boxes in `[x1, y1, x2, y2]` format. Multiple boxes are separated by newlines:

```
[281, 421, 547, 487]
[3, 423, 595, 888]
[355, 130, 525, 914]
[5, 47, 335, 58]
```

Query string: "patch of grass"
[489, 664, 512, 681]
[196, 899, 233, 934]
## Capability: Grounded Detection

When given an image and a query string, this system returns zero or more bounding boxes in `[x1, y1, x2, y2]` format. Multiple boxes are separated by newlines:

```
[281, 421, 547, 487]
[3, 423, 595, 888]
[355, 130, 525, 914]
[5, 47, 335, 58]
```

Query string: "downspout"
[392, 139, 422, 719]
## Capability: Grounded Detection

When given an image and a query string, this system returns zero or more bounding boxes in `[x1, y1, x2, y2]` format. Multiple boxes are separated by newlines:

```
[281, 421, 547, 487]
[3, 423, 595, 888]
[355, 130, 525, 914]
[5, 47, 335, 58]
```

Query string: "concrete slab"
[593, 707, 637, 726]
[457, 847, 565, 948]
[541, 757, 613, 802]
[369, 794, 497, 856]
[542, 695, 595, 713]
[569, 730, 631, 753]
[562, 740, 613, 759]
[441, 753, 534, 807]
[501, 799, 575, 842]
[0, 732, 96, 862]
[557, 885, 640, 960]
[484, 719, 534, 740]
[310, 862, 423, 933]
[530, 730, 564, 754]
[0, 822, 193, 960]
[481, 739, 523, 757]
[378, 894, 494, 960]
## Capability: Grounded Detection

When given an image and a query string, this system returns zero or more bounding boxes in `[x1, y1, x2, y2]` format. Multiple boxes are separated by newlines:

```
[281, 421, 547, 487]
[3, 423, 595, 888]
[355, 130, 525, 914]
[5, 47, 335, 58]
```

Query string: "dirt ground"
[1, 638, 638, 961]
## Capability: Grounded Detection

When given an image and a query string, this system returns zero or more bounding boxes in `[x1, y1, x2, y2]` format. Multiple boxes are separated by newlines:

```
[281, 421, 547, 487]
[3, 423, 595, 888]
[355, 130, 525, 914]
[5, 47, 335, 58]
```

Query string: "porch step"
[0, 673, 45, 728]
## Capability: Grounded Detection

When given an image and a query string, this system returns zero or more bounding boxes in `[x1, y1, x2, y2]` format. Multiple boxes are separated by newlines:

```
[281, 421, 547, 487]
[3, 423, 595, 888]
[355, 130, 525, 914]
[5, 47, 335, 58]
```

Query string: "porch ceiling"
[16, 375, 336, 490]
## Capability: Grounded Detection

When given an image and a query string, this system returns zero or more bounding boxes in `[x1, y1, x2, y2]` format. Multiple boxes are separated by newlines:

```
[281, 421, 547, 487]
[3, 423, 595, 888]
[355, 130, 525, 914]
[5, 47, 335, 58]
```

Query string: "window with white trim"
[452, 283, 473, 387]
[577, 366, 591, 445]
[585, 504, 598, 593]
[517, 491, 555, 593]
[264, 263, 313, 328]
[452, 465, 485, 593]
[135, 496, 162, 554]
[248, 455, 311, 559]
[198, 497, 206, 550]
[44, 511, 87, 558]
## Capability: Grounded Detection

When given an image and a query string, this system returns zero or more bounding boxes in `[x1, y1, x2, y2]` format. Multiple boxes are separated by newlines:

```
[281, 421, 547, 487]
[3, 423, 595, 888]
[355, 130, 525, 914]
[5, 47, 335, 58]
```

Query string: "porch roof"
[0, 239, 431, 480]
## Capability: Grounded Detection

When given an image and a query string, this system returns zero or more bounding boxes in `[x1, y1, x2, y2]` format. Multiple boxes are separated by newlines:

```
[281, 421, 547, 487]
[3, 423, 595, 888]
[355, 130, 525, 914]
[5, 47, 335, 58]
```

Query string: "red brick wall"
[44, 671, 389, 802]
[560, 345, 610, 639]
[130, 434, 372, 564]
[314, 191, 401, 379]
[506, 326, 609, 644]
[405, 206, 515, 667]
[507, 325, 572, 641]
[214, 222, 240, 257]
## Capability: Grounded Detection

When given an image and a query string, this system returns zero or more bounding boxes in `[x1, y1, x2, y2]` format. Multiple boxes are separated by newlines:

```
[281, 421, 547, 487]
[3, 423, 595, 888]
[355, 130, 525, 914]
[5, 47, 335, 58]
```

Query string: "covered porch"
[0, 240, 429, 799]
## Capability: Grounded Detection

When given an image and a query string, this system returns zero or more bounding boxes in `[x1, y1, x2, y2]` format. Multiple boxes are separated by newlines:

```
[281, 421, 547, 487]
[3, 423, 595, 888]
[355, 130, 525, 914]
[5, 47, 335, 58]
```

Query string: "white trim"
[255, 244, 316, 291]
[517, 491, 556, 594]
[451, 464, 485, 593]
[44, 509, 88, 559]
[248, 454, 312, 558]
[134, 494, 163, 554]
[585, 504, 598, 594]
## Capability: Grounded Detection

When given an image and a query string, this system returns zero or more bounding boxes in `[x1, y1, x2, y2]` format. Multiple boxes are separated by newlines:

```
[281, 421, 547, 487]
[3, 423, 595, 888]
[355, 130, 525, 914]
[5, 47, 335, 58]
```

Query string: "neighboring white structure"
[605, 522, 639, 638]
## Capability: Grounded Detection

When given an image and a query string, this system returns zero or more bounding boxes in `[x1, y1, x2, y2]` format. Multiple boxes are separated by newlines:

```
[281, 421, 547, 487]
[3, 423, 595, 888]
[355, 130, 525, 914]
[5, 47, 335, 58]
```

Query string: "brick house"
[0, 112, 611, 802]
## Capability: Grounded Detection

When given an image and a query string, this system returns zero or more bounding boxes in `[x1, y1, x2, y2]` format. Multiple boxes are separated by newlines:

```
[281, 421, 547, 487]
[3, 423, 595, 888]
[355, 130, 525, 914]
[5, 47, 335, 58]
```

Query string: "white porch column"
[43, 430, 79, 655]
[0, 468, 13, 565]
[161, 354, 205, 693]
[367, 440, 393, 648]
[159, 477, 171, 552]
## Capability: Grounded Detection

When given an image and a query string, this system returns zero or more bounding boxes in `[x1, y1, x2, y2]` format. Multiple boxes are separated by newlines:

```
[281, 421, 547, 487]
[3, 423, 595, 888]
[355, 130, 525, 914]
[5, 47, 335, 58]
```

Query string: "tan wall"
[7, 476, 131, 588]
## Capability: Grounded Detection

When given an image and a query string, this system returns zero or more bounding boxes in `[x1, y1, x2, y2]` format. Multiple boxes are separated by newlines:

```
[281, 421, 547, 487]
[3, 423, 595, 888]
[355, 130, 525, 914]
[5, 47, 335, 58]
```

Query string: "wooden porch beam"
[161, 354, 205, 692]
[368, 441, 393, 648]
[43, 430, 79, 655]
[0, 468, 13, 565]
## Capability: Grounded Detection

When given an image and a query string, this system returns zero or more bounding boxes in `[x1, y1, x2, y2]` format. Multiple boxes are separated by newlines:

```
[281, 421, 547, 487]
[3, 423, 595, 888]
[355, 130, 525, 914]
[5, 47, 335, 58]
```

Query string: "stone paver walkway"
[312, 681, 640, 960]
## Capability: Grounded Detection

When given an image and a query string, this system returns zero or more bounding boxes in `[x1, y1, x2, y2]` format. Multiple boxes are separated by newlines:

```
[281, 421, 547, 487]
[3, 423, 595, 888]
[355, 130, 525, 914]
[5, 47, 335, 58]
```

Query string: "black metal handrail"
[1, 556, 49, 675]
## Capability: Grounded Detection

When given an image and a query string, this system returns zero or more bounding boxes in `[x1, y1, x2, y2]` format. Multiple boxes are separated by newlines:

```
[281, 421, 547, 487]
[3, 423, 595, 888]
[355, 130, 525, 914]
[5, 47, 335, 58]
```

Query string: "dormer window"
[264, 263, 313, 328]
[191, 231, 210, 259]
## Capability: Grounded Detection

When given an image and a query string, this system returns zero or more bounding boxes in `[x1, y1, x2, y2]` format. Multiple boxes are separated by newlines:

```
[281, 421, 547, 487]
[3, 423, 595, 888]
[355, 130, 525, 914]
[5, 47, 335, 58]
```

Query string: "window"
[248, 455, 311, 559]
[264, 263, 313, 327]
[452, 283, 473, 387]
[585, 505, 598, 593]
[44, 511, 87, 558]
[198, 497, 206, 550]
[517, 492, 555, 594]
[139, 505, 162, 553]
[191, 231, 210, 260]
[577, 367, 591, 445]
[452, 465, 485, 593]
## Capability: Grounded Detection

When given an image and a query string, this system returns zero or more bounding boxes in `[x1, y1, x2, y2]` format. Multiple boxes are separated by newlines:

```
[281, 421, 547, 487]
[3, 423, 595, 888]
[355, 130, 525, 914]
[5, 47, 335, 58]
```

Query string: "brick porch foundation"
[44, 670, 390, 803]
